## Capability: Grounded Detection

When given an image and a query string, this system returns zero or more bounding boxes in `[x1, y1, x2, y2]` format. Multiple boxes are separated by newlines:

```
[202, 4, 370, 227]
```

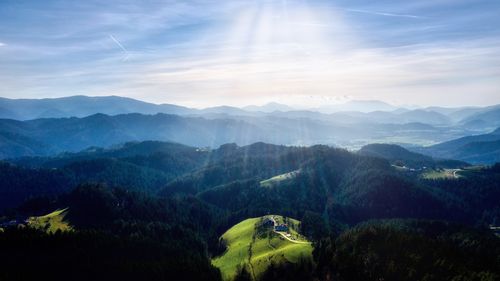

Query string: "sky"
[0, 0, 500, 108]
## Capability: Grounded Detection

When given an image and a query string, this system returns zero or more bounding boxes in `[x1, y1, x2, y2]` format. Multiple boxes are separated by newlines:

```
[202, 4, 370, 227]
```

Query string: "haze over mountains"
[1, 95, 500, 126]
[1, 95, 500, 163]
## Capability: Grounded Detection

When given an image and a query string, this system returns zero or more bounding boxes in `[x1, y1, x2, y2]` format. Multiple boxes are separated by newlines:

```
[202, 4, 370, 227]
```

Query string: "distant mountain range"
[0, 96, 397, 119]
[414, 128, 500, 164]
[1, 95, 499, 129]
[1, 95, 500, 163]
[316, 100, 398, 113]
[0, 112, 452, 159]
[243, 102, 294, 112]
[0, 96, 224, 120]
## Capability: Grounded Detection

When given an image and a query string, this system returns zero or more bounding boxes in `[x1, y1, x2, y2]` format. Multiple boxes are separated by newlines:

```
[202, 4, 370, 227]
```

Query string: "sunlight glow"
[2, 0, 500, 107]
[146, 0, 363, 108]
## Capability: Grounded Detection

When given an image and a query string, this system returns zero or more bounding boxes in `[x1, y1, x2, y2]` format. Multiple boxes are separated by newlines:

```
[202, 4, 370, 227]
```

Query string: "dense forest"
[1, 141, 499, 280]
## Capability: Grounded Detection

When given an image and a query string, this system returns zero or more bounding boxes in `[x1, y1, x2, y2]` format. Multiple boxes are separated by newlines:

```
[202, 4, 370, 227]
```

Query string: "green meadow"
[27, 208, 72, 233]
[212, 215, 312, 281]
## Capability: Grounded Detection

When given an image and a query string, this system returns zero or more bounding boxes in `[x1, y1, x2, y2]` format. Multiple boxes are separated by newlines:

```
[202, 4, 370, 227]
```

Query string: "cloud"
[0, 42, 5, 47]
[1, 0, 499, 108]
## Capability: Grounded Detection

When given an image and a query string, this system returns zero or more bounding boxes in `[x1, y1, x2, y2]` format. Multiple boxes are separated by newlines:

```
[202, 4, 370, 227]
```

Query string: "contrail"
[345, 8, 424, 19]
[109, 34, 130, 61]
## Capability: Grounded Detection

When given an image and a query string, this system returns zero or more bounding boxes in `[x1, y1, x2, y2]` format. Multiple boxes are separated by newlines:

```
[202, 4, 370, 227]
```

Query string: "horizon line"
[1, 94, 499, 110]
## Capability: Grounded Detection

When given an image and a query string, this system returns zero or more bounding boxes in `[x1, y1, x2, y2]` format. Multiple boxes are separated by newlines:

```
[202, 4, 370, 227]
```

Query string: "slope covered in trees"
[1, 141, 499, 281]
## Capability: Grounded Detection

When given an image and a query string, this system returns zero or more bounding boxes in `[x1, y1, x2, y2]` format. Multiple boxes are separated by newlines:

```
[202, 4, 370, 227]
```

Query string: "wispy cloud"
[345, 8, 425, 19]
[0, 0, 499, 108]
[0, 42, 6, 47]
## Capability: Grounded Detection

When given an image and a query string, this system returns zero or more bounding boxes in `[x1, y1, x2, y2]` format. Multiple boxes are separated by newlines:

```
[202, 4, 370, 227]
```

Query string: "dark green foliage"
[57, 184, 224, 250]
[0, 161, 73, 210]
[0, 184, 226, 281]
[492, 163, 500, 172]
[2, 141, 500, 281]
[0, 227, 221, 281]
[233, 266, 252, 281]
[65, 158, 170, 192]
[191, 143, 500, 230]
[0, 141, 210, 211]
[359, 143, 443, 168]
[4, 141, 500, 229]
[0, 159, 170, 211]
[421, 165, 500, 225]
[259, 259, 315, 281]
[313, 220, 500, 281]
[162, 143, 312, 195]
[301, 211, 329, 240]
[334, 168, 452, 223]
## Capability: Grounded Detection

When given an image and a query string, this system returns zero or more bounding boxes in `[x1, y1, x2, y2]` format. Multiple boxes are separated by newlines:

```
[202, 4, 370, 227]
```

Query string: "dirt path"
[274, 231, 310, 244]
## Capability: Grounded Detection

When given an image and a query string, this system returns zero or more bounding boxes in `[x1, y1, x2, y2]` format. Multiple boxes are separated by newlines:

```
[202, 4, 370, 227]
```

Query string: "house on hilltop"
[275, 224, 288, 232]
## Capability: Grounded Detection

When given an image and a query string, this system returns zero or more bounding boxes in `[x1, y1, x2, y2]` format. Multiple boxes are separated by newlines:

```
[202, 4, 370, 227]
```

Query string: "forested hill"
[1, 141, 500, 280]
[3, 141, 499, 229]
[417, 127, 500, 164]
[0, 113, 346, 158]
[358, 143, 468, 168]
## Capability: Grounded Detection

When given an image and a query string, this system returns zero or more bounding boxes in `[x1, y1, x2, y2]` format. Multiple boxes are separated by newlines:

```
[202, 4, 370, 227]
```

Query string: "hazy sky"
[1, 0, 500, 108]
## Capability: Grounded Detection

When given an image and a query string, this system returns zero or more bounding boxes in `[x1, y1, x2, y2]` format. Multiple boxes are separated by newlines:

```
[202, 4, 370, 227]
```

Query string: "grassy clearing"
[260, 170, 300, 187]
[212, 215, 312, 281]
[27, 208, 72, 233]
[421, 166, 488, 180]
[421, 168, 462, 180]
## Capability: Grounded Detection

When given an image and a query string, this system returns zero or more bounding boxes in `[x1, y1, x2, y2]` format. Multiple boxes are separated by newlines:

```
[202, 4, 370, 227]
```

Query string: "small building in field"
[275, 224, 288, 232]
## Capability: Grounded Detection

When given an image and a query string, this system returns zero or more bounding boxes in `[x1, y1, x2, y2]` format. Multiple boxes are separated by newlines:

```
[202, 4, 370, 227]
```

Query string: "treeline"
[1, 184, 225, 281]
[312, 220, 500, 281]
[0, 227, 220, 281]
